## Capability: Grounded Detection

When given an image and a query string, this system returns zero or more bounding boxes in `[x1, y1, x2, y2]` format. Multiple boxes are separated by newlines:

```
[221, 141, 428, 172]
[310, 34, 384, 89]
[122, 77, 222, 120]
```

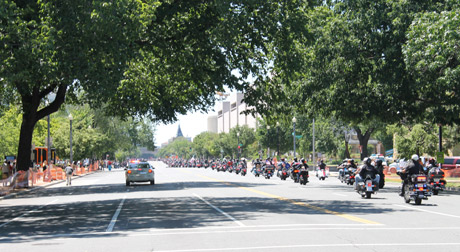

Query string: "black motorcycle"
[356, 173, 378, 199]
[299, 169, 309, 185]
[399, 172, 431, 205]
[428, 167, 446, 195]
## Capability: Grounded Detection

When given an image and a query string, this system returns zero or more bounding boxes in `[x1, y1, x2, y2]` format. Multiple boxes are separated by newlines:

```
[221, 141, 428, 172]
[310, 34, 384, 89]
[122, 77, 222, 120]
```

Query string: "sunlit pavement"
[1, 161, 460, 252]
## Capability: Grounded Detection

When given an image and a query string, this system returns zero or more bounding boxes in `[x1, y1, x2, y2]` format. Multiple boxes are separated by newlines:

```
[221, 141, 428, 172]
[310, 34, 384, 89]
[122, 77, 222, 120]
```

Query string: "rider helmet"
[411, 154, 419, 161]
[294, 157, 298, 162]
[363, 157, 371, 165]
[376, 159, 383, 166]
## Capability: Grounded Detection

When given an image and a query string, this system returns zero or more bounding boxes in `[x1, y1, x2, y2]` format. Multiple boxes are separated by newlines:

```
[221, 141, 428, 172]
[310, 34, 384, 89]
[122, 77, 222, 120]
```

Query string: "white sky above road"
[154, 109, 215, 146]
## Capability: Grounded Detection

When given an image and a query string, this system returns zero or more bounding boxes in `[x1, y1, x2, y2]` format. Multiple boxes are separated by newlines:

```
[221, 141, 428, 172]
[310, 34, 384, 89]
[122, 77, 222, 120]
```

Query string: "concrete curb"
[0, 170, 100, 201]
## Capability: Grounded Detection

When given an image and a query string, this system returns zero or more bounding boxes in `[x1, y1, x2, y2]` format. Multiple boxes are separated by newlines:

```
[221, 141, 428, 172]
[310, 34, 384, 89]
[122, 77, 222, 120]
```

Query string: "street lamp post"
[237, 132, 240, 160]
[276, 122, 280, 157]
[47, 112, 51, 166]
[267, 125, 270, 158]
[292, 117, 296, 158]
[69, 114, 73, 166]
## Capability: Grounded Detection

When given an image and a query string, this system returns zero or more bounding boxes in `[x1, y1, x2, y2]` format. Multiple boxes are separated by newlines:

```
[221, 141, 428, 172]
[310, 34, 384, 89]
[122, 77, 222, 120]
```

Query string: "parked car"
[441, 157, 460, 170]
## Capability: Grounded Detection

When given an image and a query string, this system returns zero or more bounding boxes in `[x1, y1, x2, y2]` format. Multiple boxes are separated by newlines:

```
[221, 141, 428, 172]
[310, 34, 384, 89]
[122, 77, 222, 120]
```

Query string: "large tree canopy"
[1, 0, 309, 170]
[403, 3, 460, 125]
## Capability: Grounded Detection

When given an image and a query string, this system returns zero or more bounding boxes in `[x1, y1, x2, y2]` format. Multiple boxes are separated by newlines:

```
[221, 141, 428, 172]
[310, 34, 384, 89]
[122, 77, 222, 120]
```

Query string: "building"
[208, 93, 257, 133]
[160, 124, 192, 148]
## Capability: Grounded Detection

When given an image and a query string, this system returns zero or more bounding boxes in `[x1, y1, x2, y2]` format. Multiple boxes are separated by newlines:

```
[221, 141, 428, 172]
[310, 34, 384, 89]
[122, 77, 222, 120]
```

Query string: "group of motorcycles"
[166, 156, 447, 205]
[337, 158, 447, 204]
[397, 161, 447, 205]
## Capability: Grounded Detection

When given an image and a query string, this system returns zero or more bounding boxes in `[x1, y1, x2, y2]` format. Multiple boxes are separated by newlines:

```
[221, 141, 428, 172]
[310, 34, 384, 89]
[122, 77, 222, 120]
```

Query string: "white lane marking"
[0, 199, 59, 228]
[152, 242, 460, 252]
[106, 196, 126, 232]
[7, 226, 460, 241]
[134, 226, 460, 237]
[193, 193, 245, 227]
[394, 204, 460, 219]
[333, 193, 348, 197]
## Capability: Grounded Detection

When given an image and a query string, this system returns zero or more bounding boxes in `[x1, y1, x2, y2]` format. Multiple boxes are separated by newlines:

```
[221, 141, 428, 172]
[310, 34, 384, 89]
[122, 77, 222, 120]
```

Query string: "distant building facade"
[208, 92, 257, 134]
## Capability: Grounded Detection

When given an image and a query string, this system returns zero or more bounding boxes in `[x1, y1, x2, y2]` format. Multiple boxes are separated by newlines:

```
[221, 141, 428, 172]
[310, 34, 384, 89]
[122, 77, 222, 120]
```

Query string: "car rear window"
[129, 163, 150, 169]
[136, 163, 150, 169]
[443, 158, 455, 165]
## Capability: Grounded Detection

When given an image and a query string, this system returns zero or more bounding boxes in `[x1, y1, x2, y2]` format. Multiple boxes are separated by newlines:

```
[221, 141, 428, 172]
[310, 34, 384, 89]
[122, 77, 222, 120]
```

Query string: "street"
[1, 161, 460, 252]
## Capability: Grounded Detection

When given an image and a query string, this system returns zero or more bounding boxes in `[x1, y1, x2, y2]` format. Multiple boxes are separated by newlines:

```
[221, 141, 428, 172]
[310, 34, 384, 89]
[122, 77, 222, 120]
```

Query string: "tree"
[2, 1, 315, 171]
[403, 2, 460, 125]
[158, 137, 193, 160]
[388, 124, 438, 158]
[193, 132, 219, 159]
[244, 1, 452, 160]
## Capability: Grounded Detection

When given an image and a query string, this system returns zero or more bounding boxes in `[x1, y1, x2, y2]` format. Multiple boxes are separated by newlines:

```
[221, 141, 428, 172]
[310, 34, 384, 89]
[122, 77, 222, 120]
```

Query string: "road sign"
[436, 152, 444, 164]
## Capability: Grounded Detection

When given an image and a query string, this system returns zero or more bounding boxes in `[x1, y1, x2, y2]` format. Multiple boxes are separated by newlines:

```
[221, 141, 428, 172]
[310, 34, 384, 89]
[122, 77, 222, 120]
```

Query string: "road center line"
[0, 199, 59, 228]
[333, 193, 348, 197]
[394, 204, 460, 218]
[193, 193, 245, 227]
[106, 196, 126, 232]
[185, 171, 380, 225]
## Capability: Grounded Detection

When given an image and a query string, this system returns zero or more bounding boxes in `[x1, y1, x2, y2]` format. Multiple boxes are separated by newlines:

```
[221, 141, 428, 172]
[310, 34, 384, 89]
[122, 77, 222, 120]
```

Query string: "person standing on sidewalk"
[65, 163, 73, 186]
[2, 160, 8, 179]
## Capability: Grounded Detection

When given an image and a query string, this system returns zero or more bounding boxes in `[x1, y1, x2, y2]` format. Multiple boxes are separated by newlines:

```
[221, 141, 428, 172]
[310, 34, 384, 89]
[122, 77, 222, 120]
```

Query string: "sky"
[154, 108, 216, 146]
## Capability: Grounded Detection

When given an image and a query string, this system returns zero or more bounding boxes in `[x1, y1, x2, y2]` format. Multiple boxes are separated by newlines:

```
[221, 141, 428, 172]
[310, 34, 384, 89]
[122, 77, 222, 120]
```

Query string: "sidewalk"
[0, 162, 102, 200]
[0, 170, 99, 200]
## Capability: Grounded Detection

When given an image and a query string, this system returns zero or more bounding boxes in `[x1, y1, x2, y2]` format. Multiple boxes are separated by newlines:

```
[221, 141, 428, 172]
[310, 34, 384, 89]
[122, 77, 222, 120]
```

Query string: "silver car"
[125, 161, 155, 186]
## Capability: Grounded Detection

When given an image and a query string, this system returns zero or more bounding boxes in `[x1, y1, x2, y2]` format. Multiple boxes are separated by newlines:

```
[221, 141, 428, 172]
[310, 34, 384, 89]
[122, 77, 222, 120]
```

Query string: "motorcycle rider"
[354, 157, 380, 190]
[375, 159, 385, 188]
[399, 154, 425, 196]
[301, 158, 309, 170]
[299, 158, 309, 182]
[251, 158, 262, 175]
[317, 159, 327, 178]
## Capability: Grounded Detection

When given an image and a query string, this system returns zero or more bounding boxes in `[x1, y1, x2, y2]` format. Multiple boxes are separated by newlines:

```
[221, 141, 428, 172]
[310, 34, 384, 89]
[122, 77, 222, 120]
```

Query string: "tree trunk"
[16, 84, 67, 171]
[354, 127, 374, 161]
[345, 140, 350, 159]
[16, 110, 38, 171]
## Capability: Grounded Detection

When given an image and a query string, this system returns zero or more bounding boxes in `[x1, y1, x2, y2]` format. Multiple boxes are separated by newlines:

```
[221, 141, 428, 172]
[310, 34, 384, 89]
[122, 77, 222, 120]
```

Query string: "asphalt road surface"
[1, 161, 460, 252]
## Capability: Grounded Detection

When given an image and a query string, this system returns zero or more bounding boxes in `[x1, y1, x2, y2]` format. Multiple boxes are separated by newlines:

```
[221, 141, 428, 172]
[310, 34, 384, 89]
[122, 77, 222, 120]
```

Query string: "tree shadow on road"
[0, 194, 411, 244]
[5, 180, 275, 200]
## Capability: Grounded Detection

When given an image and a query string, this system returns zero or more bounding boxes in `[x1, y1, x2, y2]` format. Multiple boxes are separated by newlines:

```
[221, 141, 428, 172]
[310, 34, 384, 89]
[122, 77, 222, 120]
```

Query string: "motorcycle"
[264, 167, 274, 179]
[399, 173, 431, 205]
[279, 169, 289, 180]
[356, 173, 378, 198]
[235, 164, 241, 174]
[316, 168, 327, 180]
[299, 168, 309, 185]
[428, 167, 446, 195]
[345, 168, 356, 186]
[241, 167, 247, 176]
[253, 167, 262, 177]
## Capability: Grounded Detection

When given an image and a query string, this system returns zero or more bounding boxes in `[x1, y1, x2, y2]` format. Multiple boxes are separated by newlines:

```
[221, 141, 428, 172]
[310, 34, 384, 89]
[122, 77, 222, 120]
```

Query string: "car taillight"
[127, 170, 132, 174]
[419, 186, 424, 191]
[149, 169, 153, 173]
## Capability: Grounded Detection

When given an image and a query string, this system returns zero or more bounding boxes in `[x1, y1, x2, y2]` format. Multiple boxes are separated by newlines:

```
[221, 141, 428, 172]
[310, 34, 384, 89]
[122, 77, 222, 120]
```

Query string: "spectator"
[1, 160, 7, 179]
[65, 163, 73, 186]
